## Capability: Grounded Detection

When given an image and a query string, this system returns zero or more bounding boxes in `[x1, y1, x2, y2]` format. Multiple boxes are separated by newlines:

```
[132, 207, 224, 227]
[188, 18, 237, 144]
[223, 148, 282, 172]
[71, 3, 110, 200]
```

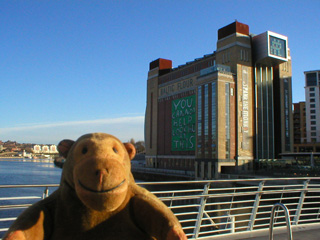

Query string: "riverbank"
[0, 158, 54, 163]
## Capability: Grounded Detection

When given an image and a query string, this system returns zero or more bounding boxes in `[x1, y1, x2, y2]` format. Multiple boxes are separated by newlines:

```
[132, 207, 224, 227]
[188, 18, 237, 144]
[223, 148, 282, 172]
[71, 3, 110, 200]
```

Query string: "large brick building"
[145, 21, 293, 179]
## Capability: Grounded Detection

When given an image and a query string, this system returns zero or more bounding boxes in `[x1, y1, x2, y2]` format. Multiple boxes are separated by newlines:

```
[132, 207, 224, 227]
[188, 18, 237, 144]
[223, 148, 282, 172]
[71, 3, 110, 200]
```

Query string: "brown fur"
[4, 133, 187, 240]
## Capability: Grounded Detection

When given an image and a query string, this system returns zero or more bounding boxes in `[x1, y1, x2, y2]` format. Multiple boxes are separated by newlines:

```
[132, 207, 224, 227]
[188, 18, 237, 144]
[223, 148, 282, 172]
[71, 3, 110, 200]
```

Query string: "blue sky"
[1, 0, 319, 144]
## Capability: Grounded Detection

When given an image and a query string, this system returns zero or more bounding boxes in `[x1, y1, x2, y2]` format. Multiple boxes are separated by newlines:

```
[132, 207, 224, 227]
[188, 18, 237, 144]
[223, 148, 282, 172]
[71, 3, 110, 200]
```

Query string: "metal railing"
[1, 178, 320, 239]
[269, 203, 293, 240]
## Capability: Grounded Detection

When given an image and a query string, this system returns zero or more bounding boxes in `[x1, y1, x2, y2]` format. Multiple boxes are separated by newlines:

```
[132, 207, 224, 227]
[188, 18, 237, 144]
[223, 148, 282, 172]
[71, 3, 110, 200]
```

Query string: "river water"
[0, 159, 62, 238]
[0, 159, 62, 185]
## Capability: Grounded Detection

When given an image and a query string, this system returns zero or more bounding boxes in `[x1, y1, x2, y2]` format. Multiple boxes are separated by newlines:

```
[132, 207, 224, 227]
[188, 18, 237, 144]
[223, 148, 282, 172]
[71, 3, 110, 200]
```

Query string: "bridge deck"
[205, 223, 320, 240]
[247, 228, 320, 240]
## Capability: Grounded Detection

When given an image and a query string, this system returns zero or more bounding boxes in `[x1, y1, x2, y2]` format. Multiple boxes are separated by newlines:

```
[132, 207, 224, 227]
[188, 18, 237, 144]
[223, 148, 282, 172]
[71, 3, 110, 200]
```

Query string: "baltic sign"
[171, 95, 196, 151]
[242, 67, 249, 150]
[159, 78, 194, 98]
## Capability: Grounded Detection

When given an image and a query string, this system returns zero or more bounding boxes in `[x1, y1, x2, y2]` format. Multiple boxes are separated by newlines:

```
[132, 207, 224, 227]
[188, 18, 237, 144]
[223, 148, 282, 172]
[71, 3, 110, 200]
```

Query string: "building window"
[310, 98, 315, 102]
[310, 87, 315, 91]
[312, 138, 317, 142]
[204, 84, 209, 157]
[311, 110, 316, 114]
[310, 104, 316, 108]
[212, 82, 217, 158]
[310, 93, 315, 97]
[311, 115, 316, 119]
[197, 86, 202, 156]
[240, 49, 249, 62]
[311, 132, 317, 136]
[150, 93, 153, 149]
[311, 126, 316, 130]
[311, 121, 316, 125]
[306, 73, 317, 86]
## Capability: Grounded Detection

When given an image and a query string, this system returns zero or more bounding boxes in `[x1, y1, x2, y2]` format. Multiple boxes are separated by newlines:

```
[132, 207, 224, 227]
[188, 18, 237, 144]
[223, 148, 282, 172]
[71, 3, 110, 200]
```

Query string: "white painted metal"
[269, 203, 293, 240]
[1, 177, 320, 239]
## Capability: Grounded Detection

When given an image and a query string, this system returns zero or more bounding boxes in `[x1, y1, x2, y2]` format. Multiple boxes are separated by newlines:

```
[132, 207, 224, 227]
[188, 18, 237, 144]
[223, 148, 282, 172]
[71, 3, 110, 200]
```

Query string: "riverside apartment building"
[145, 21, 293, 179]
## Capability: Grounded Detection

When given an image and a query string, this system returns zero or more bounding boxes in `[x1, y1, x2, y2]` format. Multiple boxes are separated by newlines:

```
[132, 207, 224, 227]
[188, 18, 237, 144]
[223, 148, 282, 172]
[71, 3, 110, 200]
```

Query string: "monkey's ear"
[123, 143, 136, 160]
[57, 139, 75, 158]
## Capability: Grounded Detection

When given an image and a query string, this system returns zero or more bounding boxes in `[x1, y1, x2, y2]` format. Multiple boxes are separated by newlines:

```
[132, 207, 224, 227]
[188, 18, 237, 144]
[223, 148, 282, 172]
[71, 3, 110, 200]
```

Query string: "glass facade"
[256, 65, 274, 159]
[197, 82, 218, 159]
[269, 36, 287, 58]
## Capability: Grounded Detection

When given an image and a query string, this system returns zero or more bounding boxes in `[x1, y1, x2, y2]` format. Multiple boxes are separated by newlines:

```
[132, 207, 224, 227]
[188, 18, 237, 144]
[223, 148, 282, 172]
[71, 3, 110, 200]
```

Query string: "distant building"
[145, 21, 293, 179]
[292, 70, 320, 153]
[293, 102, 306, 144]
[33, 144, 58, 154]
[50, 145, 57, 153]
[305, 70, 320, 143]
[33, 145, 41, 153]
[42, 145, 49, 153]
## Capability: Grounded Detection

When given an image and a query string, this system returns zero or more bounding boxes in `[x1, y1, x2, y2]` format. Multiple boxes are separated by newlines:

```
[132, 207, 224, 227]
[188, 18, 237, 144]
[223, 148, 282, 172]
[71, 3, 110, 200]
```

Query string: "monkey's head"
[58, 133, 136, 212]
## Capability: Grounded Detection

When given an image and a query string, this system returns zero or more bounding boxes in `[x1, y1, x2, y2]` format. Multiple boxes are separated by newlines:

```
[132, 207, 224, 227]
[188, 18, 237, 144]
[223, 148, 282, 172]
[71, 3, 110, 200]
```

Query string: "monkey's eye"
[113, 147, 118, 154]
[82, 146, 88, 155]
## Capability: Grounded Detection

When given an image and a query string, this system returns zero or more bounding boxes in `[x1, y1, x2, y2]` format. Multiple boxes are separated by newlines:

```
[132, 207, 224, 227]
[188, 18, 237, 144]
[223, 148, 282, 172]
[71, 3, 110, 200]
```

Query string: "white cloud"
[0, 116, 145, 144]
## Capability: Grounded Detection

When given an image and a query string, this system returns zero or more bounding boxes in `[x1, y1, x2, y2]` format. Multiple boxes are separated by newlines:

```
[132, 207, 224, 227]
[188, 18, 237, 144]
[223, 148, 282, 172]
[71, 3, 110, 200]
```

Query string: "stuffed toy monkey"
[4, 133, 187, 240]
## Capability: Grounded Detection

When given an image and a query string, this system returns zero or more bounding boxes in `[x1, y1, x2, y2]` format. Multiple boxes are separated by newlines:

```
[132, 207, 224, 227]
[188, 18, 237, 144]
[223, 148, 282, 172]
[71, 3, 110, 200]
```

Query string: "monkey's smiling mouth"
[78, 179, 125, 193]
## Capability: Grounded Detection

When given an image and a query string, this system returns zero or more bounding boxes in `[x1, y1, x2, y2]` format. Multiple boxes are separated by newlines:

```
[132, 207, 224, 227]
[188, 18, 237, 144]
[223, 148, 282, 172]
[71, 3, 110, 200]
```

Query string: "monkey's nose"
[95, 169, 109, 185]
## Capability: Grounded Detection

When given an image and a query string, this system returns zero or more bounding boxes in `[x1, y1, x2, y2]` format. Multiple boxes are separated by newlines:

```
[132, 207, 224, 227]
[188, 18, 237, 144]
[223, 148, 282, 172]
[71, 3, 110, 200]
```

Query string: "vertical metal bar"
[269, 203, 293, 240]
[293, 179, 309, 225]
[316, 205, 320, 219]
[230, 215, 235, 233]
[248, 180, 265, 231]
[225, 187, 236, 232]
[42, 187, 49, 199]
[311, 153, 315, 167]
[170, 192, 175, 208]
[193, 183, 210, 239]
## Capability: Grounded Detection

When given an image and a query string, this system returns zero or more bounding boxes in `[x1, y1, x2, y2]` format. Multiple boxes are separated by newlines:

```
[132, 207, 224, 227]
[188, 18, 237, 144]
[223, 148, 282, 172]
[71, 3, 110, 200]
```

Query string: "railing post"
[193, 183, 210, 239]
[170, 192, 175, 207]
[42, 187, 49, 199]
[269, 203, 293, 240]
[248, 180, 265, 231]
[293, 179, 309, 225]
[229, 215, 235, 233]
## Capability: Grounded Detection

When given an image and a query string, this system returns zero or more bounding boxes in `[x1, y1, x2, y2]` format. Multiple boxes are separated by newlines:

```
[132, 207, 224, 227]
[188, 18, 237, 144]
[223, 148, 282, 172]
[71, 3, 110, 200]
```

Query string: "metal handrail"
[2, 178, 320, 239]
[269, 203, 293, 240]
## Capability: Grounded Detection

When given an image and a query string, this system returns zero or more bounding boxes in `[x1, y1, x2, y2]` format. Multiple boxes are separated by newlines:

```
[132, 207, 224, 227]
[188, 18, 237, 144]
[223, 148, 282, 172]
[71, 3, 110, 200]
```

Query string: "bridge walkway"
[206, 223, 320, 240]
